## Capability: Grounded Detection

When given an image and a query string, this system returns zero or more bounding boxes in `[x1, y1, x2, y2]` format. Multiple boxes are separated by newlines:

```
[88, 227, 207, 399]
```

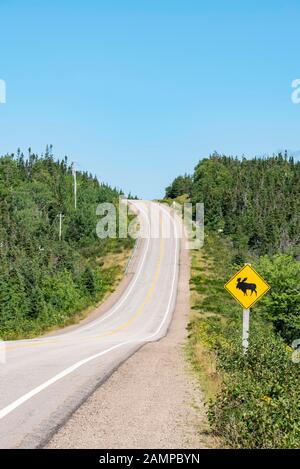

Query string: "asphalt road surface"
[0, 201, 180, 448]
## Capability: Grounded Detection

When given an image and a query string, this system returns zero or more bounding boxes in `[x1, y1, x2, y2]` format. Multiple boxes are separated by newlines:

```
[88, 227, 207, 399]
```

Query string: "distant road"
[0, 201, 180, 448]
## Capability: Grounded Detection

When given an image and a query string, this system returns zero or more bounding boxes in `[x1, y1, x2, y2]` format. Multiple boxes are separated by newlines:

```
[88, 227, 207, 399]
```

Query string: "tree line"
[0, 147, 132, 338]
[166, 152, 300, 340]
[166, 152, 300, 257]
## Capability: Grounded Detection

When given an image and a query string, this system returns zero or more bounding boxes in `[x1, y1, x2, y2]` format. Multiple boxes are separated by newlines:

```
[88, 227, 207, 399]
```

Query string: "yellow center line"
[103, 236, 164, 337]
[5, 218, 165, 351]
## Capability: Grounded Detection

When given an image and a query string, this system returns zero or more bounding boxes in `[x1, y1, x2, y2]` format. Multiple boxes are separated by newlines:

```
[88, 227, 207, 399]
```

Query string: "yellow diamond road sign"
[224, 264, 270, 309]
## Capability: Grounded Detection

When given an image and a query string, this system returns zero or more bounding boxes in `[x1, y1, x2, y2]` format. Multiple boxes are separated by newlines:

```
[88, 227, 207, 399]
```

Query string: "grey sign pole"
[242, 308, 250, 353]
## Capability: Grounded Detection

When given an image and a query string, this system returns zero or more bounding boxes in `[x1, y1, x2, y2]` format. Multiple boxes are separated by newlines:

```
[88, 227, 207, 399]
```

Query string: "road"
[0, 201, 180, 448]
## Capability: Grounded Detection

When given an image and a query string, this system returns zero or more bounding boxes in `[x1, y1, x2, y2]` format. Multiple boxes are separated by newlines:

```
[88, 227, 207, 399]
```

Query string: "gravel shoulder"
[47, 237, 216, 449]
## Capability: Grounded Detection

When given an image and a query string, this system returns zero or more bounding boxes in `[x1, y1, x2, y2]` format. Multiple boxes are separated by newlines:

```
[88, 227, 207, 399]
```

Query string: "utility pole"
[58, 213, 64, 241]
[72, 163, 77, 210]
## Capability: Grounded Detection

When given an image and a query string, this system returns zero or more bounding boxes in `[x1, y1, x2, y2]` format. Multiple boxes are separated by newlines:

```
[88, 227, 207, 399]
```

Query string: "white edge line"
[0, 342, 132, 420]
[10, 201, 151, 344]
[0, 202, 179, 420]
[71, 201, 151, 333]
[145, 203, 179, 339]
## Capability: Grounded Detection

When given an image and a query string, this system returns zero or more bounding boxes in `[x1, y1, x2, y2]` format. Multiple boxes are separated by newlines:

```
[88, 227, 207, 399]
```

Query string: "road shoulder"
[46, 237, 216, 449]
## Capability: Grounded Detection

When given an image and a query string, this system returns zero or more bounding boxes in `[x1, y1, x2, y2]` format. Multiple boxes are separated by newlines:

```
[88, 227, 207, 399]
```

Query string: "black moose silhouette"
[236, 277, 257, 296]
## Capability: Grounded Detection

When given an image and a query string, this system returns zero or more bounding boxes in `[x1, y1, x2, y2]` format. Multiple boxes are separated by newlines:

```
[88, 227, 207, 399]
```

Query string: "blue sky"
[0, 0, 300, 198]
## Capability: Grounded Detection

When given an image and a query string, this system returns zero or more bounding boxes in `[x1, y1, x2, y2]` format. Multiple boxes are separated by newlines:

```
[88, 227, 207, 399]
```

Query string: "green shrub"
[188, 233, 300, 449]
[208, 320, 300, 448]
[257, 255, 300, 341]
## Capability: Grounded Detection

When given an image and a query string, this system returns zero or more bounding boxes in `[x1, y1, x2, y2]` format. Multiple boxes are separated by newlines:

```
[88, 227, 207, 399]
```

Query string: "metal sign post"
[242, 308, 250, 353]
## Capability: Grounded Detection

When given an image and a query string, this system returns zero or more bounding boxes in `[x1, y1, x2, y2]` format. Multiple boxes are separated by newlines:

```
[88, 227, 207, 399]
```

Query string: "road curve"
[0, 201, 180, 448]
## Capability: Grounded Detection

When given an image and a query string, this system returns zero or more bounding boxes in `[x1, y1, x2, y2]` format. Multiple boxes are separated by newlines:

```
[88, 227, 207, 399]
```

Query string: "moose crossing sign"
[224, 264, 270, 309]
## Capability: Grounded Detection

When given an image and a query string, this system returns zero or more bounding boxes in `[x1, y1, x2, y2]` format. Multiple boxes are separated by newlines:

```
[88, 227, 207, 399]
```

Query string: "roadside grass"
[2, 242, 134, 340]
[186, 233, 239, 402]
[186, 232, 300, 448]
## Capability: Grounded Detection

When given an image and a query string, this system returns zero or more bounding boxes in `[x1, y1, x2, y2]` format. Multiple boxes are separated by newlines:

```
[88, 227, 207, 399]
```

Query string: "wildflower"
[261, 395, 272, 402]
